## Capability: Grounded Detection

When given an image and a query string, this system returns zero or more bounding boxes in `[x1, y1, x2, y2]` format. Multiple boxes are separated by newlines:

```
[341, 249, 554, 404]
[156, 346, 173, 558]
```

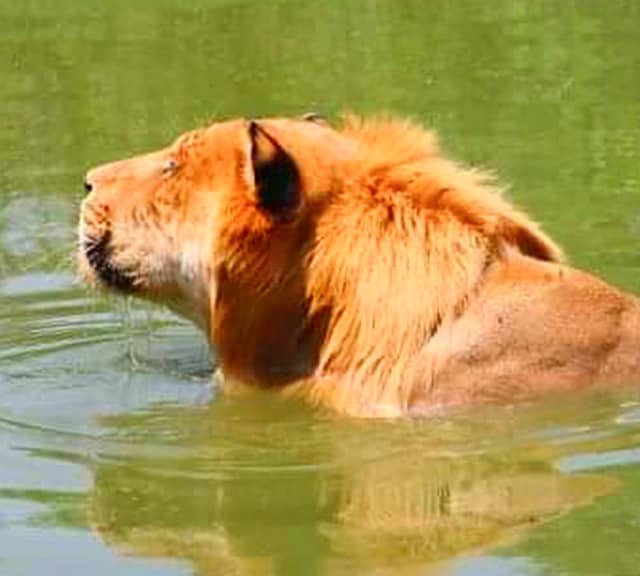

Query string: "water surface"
[1, 1, 640, 574]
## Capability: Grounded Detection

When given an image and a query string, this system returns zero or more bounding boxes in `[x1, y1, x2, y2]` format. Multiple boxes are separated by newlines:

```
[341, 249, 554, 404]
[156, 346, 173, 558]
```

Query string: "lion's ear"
[500, 215, 565, 263]
[248, 121, 301, 217]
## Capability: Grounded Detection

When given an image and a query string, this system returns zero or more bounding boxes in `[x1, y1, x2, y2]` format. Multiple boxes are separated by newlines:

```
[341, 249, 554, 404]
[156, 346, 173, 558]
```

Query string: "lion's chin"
[79, 233, 138, 294]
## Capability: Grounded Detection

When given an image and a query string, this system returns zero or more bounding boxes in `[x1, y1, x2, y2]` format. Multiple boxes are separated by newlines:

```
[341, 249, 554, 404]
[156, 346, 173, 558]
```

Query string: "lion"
[78, 114, 640, 416]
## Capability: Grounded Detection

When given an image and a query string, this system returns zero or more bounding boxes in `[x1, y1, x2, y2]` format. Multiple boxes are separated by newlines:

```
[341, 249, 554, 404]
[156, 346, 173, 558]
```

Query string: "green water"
[1, 1, 640, 574]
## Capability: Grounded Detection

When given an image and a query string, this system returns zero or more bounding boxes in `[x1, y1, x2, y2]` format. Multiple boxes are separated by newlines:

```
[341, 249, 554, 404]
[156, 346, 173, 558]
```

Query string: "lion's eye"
[162, 159, 179, 175]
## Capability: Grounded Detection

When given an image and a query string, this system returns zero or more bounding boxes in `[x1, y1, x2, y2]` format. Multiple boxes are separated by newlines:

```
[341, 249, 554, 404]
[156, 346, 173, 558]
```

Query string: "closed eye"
[162, 159, 179, 175]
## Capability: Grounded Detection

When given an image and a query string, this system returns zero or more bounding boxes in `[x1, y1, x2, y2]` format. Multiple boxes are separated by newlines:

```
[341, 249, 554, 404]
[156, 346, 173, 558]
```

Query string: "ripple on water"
[0, 268, 213, 443]
[2, 199, 640, 575]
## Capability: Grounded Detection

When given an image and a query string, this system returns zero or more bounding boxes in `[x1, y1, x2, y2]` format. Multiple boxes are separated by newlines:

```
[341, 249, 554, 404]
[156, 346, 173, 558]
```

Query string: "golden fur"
[78, 115, 640, 416]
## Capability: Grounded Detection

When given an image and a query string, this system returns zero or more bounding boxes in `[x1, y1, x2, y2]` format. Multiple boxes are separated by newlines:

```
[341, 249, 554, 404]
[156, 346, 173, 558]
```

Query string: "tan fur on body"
[78, 115, 640, 416]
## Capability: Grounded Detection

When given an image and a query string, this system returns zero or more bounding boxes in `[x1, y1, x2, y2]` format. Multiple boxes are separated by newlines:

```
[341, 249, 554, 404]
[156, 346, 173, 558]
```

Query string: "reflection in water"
[87, 399, 617, 575]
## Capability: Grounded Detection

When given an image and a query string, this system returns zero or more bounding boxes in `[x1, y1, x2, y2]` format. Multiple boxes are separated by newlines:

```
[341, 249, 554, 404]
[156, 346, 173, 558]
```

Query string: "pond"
[1, 1, 640, 574]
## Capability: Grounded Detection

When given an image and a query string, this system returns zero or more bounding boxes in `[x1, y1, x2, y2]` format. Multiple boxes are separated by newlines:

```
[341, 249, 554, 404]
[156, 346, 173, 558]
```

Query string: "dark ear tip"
[248, 121, 265, 152]
[248, 119, 260, 137]
[248, 121, 301, 217]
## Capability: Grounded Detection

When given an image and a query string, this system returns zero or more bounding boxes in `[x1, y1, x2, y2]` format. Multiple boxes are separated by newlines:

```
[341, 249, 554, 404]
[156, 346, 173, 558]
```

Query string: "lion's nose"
[83, 179, 93, 194]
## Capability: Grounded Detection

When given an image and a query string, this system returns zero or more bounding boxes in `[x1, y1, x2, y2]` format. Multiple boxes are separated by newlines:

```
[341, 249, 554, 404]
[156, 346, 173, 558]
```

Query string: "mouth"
[82, 231, 136, 293]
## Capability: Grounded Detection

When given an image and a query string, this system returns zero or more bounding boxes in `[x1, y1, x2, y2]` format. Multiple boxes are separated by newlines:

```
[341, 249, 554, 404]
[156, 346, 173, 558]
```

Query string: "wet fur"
[79, 115, 640, 416]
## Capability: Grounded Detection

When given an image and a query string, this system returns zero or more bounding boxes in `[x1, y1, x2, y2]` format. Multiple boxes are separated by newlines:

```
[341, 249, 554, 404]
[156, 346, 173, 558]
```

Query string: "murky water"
[1, 1, 640, 574]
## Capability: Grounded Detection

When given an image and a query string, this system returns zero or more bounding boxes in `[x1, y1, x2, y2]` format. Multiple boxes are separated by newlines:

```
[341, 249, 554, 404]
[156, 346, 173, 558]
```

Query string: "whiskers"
[82, 232, 137, 292]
